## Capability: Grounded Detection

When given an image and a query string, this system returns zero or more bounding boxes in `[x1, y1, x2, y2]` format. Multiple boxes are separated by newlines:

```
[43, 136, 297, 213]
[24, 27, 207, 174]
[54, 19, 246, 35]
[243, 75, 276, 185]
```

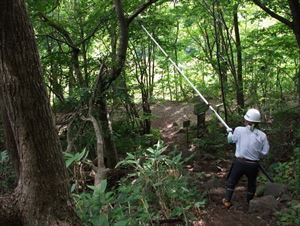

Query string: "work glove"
[226, 128, 233, 133]
[226, 128, 233, 143]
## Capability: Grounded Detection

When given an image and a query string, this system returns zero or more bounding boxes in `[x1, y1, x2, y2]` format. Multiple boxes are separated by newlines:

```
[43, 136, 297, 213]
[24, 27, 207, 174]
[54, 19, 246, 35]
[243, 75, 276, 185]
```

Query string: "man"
[223, 108, 270, 208]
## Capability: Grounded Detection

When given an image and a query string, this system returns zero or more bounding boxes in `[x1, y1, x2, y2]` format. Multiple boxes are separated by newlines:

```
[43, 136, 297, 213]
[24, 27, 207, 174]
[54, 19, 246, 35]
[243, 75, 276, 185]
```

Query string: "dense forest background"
[0, 0, 300, 225]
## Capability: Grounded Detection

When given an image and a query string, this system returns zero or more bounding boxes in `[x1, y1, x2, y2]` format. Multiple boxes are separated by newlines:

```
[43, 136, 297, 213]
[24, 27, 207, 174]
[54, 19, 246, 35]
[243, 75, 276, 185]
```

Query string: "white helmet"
[244, 108, 261, 123]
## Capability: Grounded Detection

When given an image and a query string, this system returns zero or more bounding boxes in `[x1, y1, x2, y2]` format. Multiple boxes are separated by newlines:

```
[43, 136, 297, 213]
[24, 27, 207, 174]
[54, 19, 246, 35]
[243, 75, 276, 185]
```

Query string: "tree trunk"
[83, 112, 107, 185]
[288, 0, 300, 102]
[233, 4, 245, 111]
[213, 4, 228, 122]
[46, 38, 65, 103]
[288, 0, 300, 49]
[96, 96, 118, 168]
[0, 1, 82, 225]
[142, 91, 152, 134]
[72, 47, 85, 88]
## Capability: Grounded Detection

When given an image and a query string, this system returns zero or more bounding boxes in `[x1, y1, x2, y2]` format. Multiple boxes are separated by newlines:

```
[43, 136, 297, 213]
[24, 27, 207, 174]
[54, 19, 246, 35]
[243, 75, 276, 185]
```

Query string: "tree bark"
[288, 0, 300, 48]
[96, 96, 118, 168]
[213, 3, 228, 122]
[92, 0, 159, 167]
[0, 1, 82, 225]
[233, 3, 245, 110]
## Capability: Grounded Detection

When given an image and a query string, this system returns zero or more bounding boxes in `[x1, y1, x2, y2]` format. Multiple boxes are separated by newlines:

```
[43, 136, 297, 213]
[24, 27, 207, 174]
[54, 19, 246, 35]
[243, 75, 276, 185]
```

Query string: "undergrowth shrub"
[52, 96, 80, 113]
[270, 161, 293, 185]
[113, 116, 161, 155]
[294, 147, 300, 195]
[274, 148, 300, 226]
[63, 148, 93, 193]
[276, 202, 300, 226]
[74, 141, 205, 226]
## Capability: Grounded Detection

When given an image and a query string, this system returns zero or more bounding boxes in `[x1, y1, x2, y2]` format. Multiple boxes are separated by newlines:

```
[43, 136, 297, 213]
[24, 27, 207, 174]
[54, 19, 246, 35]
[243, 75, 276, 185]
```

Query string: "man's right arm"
[227, 129, 233, 143]
[227, 127, 240, 144]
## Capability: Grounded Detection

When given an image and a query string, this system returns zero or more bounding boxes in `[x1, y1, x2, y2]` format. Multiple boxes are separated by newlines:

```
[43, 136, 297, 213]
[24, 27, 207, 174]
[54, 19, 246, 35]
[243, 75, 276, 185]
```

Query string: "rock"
[204, 177, 223, 190]
[249, 195, 279, 214]
[175, 128, 185, 134]
[172, 122, 178, 127]
[263, 182, 288, 198]
[255, 185, 265, 197]
[279, 193, 292, 203]
[202, 153, 216, 160]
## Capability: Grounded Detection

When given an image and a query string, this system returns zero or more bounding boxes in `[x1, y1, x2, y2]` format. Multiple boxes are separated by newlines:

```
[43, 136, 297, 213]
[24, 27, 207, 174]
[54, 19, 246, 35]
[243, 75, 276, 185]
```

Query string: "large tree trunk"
[0, 1, 82, 225]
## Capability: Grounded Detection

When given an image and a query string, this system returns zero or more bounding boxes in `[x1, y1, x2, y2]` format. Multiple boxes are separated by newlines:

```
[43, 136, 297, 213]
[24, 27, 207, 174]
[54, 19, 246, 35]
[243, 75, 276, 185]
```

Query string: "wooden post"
[193, 102, 209, 138]
[183, 120, 190, 147]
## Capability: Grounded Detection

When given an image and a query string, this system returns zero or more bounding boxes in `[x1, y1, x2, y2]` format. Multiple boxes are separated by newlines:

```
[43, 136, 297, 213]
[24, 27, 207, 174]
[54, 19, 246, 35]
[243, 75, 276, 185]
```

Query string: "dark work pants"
[225, 159, 259, 203]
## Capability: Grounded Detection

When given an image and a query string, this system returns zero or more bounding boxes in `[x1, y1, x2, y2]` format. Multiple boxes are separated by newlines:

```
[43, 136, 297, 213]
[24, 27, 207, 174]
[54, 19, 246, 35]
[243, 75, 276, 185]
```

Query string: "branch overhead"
[252, 0, 293, 28]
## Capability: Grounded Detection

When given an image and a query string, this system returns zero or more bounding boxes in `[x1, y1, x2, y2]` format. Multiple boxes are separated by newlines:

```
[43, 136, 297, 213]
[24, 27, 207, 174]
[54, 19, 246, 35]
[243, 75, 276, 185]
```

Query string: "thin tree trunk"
[213, 4, 228, 122]
[96, 96, 118, 168]
[233, 4, 245, 110]
[82, 107, 107, 185]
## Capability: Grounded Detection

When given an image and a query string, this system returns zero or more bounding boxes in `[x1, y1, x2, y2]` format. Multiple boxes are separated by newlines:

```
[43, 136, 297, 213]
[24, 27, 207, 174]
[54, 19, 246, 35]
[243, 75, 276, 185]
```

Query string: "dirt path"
[151, 101, 276, 226]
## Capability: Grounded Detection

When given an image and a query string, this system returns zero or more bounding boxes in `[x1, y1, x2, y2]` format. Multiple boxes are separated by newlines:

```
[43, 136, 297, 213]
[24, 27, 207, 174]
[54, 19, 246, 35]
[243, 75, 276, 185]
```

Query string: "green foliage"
[64, 149, 92, 193]
[75, 180, 115, 226]
[64, 148, 89, 168]
[276, 202, 300, 226]
[266, 147, 300, 197]
[0, 150, 8, 162]
[293, 147, 300, 195]
[271, 162, 293, 185]
[52, 96, 80, 113]
[75, 141, 205, 225]
[113, 117, 161, 155]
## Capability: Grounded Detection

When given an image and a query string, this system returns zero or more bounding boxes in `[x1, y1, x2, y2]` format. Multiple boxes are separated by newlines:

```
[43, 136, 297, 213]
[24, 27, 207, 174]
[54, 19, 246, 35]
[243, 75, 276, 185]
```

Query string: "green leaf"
[64, 148, 88, 168]
[92, 214, 109, 226]
[70, 183, 76, 193]
[114, 220, 129, 226]
[0, 150, 8, 163]
[99, 179, 107, 194]
[87, 185, 96, 191]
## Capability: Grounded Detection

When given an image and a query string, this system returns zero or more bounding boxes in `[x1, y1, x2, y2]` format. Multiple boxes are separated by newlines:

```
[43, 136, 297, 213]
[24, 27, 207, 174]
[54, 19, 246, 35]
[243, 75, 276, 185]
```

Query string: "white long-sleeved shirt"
[227, 126, 269, 161]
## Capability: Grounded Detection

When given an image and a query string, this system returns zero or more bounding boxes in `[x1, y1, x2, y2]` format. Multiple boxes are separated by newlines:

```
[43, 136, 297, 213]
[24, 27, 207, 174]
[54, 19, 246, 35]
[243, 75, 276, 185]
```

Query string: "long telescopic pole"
[140, 24, 230, 130]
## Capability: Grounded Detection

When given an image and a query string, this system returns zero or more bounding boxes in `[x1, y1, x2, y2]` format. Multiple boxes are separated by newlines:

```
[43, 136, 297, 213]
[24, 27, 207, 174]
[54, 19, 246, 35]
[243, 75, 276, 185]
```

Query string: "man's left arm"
[261, 135, 270, 156]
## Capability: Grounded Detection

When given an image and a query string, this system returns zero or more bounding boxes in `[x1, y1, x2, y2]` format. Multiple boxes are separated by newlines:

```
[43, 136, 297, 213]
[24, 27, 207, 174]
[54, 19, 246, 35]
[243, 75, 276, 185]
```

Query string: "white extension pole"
[140, 24, 230, 130]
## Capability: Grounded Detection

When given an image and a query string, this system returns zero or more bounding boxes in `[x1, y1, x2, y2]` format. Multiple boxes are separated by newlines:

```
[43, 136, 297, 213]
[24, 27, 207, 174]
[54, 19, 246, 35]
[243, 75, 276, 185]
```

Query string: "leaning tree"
[0, 0, 82, 225]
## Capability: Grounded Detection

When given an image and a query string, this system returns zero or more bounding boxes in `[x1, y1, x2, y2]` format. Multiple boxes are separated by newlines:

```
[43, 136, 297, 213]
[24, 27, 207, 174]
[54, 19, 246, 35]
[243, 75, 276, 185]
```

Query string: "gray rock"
[255, 185, 265, 197]
[249, 195, 279, 214]
[204, 177, 223, 190]
[263, 182, 288, 198]
[279, 193, 292, 203]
